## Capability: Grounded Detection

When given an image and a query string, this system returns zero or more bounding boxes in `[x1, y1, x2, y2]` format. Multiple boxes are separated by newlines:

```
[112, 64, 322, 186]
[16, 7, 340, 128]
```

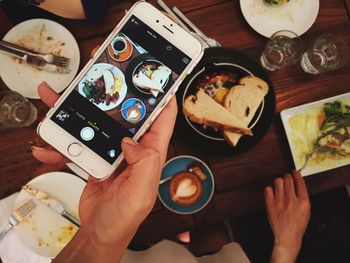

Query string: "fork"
[0, 199, 36, 241]
[298, 152, 314, 172]
[37, 53, 70, 68]
[0, 40, 70, 68]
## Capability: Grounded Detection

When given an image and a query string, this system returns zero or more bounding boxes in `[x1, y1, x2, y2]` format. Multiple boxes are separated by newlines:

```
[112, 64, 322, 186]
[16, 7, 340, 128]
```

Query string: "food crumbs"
[38, 238, 44, 247]
[55, 225, 78, 245]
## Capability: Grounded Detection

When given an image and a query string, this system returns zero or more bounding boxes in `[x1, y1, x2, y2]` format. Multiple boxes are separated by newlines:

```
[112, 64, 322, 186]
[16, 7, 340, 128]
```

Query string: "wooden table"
[1, 0, 350, 244]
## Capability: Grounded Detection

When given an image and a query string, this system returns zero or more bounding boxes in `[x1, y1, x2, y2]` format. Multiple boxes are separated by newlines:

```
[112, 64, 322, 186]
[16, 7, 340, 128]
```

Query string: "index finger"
[264, 186, 275, 209]
[292, 170, 309, 200]
[149, 96, 178, 135]
[38, 83, 60, 107]
[142, 97, 177, 144]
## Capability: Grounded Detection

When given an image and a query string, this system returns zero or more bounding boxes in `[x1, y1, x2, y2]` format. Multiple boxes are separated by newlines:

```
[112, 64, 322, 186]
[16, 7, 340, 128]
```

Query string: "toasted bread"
[183, 89, 252, 136]
[223, 76, 269, 146]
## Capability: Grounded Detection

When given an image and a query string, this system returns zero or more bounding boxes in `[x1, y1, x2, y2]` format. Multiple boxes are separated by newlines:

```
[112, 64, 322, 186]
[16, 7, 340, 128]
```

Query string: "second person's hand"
[265, 170, 311, 263]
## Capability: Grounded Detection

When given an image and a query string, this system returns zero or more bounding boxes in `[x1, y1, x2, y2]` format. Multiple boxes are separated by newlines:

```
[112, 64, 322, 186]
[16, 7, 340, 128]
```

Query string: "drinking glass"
[260, 30, 304, 71]
[300, 34, 349, 74]
[0, 91, 38, 129]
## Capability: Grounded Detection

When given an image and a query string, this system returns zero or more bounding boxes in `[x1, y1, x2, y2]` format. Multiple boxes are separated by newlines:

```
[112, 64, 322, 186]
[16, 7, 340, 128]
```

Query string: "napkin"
[0, 193, 51, 263]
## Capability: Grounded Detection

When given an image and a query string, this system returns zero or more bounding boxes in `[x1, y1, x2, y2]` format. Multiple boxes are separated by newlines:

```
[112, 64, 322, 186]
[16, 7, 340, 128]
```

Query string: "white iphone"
[38, 1, 204, 180]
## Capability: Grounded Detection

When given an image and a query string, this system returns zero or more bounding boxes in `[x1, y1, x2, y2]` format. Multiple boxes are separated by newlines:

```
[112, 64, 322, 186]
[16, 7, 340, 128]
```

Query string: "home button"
[67, 143, 82, 157]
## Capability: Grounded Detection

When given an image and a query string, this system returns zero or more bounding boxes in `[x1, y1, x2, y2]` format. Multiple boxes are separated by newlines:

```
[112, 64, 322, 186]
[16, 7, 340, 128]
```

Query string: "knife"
[22, 185, 81, 227]
[0, 44, 70, 74]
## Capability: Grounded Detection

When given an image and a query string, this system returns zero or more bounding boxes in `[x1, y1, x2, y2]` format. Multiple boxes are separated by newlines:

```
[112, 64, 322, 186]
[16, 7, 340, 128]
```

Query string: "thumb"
[121, 137, 160, 167]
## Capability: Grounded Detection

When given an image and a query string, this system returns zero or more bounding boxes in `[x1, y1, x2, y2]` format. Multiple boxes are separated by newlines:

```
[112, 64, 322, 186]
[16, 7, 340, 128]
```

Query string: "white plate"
[78, 63, 128, 111]
[240, 0, 319, 37]
[281, 92, 350, 177]
[13, 172, 86, 258]
[0, 19, 80, 99]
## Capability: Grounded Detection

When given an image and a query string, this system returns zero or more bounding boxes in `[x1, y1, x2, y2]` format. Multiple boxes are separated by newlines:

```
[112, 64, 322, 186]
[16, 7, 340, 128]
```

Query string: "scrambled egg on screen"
[113, 76, 123, 93]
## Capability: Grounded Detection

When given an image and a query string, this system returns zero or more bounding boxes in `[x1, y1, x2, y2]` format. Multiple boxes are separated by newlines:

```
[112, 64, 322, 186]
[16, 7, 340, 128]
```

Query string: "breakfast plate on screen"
[13, 172, 85, 258]
[78, 63, 128, 111]
[240, 0, 319, 37]
[281, 92, 350, 177]
[126, 53, 173, 98]
[177, 47, 275, 155]
[0, 19, 80, 99]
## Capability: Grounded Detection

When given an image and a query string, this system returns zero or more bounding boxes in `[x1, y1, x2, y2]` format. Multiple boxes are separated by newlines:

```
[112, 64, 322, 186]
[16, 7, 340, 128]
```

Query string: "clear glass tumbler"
[300, 34, 349, 74]
[0, 91, 38, 129]
[260, 30, 304, 71]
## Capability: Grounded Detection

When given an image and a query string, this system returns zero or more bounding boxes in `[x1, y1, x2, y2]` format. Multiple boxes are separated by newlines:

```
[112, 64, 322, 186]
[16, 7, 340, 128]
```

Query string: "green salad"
[314, 101, 350, 156]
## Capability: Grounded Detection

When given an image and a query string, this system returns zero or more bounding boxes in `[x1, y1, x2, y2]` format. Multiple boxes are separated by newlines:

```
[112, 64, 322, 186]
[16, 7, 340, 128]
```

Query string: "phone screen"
[51, 15, 192, 164]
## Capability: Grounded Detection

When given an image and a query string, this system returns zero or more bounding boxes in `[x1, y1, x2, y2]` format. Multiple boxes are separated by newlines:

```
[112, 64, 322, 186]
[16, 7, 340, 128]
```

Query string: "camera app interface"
[51, 16, 191, 164]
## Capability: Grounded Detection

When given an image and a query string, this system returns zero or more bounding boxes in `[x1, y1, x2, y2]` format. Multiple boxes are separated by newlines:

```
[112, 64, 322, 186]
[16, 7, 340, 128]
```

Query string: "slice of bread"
[183, 89, 253, 136]
[223, 76, 269, 146]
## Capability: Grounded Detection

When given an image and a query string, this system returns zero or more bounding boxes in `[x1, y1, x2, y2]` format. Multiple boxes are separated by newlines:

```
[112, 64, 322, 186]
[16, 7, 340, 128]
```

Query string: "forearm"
[53, 226, 133, 263]
[270, 242, 301, 263]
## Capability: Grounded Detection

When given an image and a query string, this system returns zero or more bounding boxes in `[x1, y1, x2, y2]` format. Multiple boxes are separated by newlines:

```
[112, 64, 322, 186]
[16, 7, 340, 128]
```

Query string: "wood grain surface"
[1, 0, 350, 244]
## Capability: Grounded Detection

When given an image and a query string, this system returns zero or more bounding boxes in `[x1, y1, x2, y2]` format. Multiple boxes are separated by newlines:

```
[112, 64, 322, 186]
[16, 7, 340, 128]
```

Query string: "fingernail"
[40, 82, 49, 88]
[122, 137, 137, 146]
[31, 146, 46, 151]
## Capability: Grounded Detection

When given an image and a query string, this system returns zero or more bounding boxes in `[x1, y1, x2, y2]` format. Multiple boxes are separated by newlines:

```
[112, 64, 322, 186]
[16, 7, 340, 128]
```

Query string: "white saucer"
[13, 172, 86, 258]
[0, 19, 80, 99]
[240, 0, 319, 37]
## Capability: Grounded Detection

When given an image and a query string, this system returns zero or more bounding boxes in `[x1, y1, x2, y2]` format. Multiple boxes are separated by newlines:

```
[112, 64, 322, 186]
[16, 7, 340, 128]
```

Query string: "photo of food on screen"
[75, 33, 178, 134]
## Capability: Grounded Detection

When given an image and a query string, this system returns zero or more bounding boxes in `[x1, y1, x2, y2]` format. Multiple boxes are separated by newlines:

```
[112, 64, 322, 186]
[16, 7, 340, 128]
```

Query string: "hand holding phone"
[37, 1, 203, 180]
[33, 82, 178, 262]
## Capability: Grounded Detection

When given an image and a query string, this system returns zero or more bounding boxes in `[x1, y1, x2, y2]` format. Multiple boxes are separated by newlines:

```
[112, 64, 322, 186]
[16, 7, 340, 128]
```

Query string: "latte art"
[126, 107, 141, 122]
[175, 179, 198, 198]
[169, 172, 203, 206]
[128, 109, 139, 119]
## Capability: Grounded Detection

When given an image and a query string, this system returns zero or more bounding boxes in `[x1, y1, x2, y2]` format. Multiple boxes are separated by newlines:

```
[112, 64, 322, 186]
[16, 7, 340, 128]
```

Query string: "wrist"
[271, 240, 302, 263]
[274, 237, 302, 252]
[53, 226, 131, 263]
